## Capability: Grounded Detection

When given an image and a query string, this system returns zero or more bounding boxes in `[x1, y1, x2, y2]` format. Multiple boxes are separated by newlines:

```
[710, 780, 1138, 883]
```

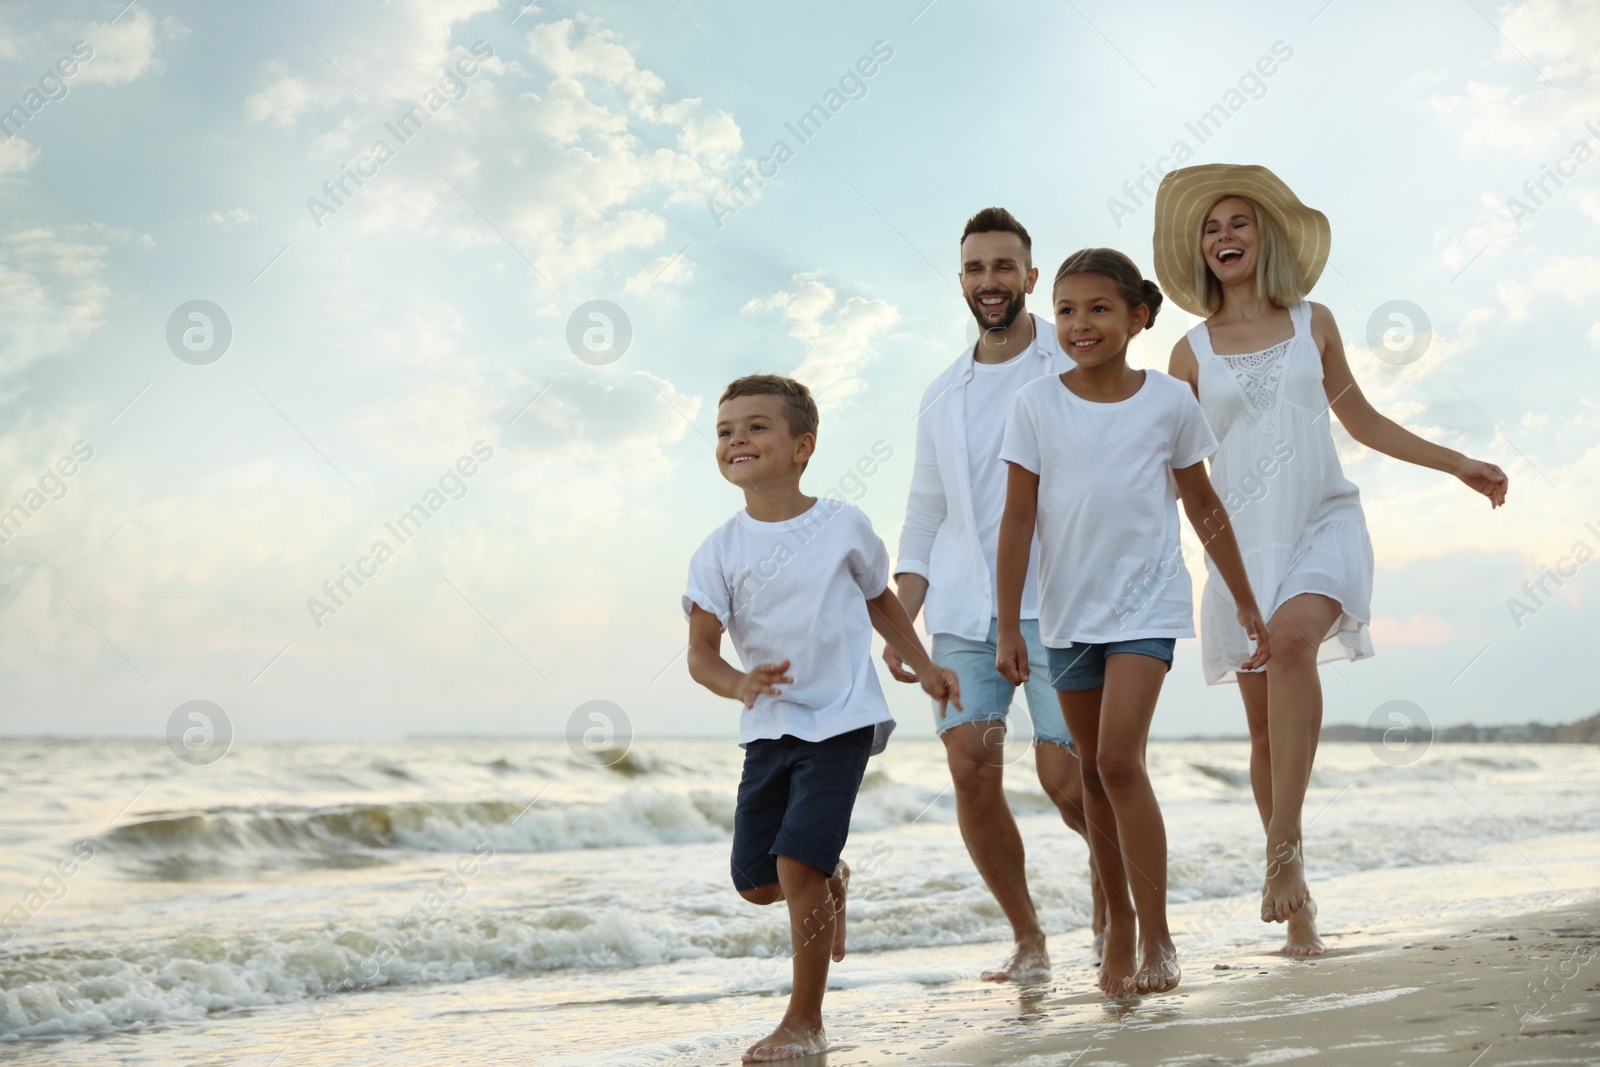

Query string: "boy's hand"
[995, 628, 1029, 687]
[881, 644, 918, 683]
[918, 664, 963, 718]
[737, 660, 793, 708]
[1237, 605, 1272, 671]
[1455, 457, 1508, 508]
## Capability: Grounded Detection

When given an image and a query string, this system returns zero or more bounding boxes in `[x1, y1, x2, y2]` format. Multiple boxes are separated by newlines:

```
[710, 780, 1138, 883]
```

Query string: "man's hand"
[737, 660, 793, 709]
[882, 644, 918, 683]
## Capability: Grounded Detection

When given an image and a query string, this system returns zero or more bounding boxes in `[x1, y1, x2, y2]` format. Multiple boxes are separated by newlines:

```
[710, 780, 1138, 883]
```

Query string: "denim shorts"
[1045, 638, 1177, 692]
[930, 618, 1072, 747]
[729, 725, 874, 891]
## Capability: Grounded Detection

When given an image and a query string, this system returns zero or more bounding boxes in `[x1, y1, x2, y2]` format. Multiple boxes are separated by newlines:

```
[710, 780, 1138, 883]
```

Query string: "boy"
[684, 374, 959, 1062]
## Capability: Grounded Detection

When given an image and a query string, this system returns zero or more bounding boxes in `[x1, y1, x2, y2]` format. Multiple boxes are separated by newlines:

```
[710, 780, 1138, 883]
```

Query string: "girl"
[994, 248, 1270, 997]
[1152, 164, 1508, 956]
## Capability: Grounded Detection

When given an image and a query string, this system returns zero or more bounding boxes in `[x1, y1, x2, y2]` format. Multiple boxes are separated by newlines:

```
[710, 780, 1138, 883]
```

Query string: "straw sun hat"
[1151, 164, 1331, 318]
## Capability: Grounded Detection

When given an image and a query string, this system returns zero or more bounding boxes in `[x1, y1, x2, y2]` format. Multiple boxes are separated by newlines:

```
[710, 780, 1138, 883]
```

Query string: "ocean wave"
[96, 791, 739, 877]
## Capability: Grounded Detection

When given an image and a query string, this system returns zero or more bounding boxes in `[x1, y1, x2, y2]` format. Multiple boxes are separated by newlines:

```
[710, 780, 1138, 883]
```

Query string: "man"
[887, 207, 1104, 981]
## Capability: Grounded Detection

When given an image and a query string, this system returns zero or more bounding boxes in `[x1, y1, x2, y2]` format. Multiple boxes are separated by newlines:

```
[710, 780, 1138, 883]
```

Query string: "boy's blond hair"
[719, 375, 819, 440]
[1193, 196, 1308, 314]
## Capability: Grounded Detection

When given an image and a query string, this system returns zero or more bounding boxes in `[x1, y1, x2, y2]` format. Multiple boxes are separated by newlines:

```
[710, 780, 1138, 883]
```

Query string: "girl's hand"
[995, 628, 1030, 687]
[919, 665, 963, 718]
[1456, 457, 1508, 508]
[1237, 606, 1272, 671]
[737, 660, 793, 708]
[881, 644, 918, 683]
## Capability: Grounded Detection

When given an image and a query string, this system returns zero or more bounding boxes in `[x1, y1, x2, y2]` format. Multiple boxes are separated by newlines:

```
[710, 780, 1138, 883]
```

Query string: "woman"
[1152, 164, 1507, 956]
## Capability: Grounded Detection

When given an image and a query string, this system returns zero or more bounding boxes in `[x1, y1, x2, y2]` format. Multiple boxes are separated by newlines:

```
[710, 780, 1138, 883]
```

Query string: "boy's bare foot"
[829, 862, 849, 963]
[980, 934, 1049, 982]
[1282, 897, 1325, 957]
[1261, 839, 1309, 923]
[1097, 921, 1136, 998]
[1125, 940, 1180, 996]
[1091, 928, 1106, 965]
[743, 1022, 827, 1062]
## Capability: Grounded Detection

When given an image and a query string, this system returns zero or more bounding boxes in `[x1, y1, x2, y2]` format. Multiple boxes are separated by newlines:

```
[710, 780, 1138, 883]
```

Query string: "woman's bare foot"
[1097, 921, 1136, 998]
[1261, 838, 1309, 923]
[1125, 940, 1180, 996]
[980, 934, 1050, 982]
[743, 1022, 827, 1062]
[1282, 897, 1325, 957]
[828, 862, 849, 963]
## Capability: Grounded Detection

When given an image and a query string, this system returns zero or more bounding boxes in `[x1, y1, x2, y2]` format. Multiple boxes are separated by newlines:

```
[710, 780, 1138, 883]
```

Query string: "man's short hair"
[960, 207, 1032, 265]
[719, 375, 819, 440]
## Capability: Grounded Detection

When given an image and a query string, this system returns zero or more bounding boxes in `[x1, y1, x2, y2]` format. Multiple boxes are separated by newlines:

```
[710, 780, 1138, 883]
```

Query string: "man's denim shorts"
[1044, 638, 1177, 692]
[730, 725, 874, 891]
[930, 618, 1072, 747]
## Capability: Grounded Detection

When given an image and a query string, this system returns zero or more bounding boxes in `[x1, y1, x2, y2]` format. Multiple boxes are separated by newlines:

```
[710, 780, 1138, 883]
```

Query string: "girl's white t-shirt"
[999, 370, 1218, 646]
[683, 498, 896, 754]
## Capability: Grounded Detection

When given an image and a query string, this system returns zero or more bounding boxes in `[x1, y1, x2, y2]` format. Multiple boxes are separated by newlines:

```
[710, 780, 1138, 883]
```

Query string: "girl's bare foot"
[981, 934, 1050, 982]
[1125, 940, 1180, 995]
[1261, 838, 1309, 923]
[1282, 897, 1325, 957]
[828, 862, 849, 963]
[1097, 921, 1136, 998]
[743, 1022, 827, 1062]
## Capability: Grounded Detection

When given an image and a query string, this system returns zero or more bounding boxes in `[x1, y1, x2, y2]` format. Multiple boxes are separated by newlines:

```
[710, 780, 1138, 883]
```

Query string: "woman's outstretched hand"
[1456, 457, 1508, 508]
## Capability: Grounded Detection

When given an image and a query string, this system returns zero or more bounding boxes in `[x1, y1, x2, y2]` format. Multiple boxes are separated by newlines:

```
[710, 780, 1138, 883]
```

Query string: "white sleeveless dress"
[1187, 300, 1375, 685]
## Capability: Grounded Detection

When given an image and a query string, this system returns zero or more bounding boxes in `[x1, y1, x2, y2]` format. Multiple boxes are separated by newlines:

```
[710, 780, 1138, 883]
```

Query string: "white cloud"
[0, 227, 108, 383]
[1496, 254, 1600, 323]
[743, 273, 900, 407]
[623, 250, 692, 296]
[76, 8, 159, 85]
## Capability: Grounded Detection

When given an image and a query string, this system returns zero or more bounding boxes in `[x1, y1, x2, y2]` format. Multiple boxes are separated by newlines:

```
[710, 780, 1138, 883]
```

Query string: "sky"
[0, 0, 1596, 745]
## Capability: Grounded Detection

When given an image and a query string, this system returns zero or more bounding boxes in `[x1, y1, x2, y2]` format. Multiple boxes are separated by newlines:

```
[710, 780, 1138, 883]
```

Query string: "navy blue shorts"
[730, 726, 874, 892]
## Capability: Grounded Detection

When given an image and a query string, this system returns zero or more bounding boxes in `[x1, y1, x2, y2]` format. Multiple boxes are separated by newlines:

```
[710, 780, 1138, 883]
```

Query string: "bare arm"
[1313, 302, 1507, 507]
[1168, 335, 1201, 397]
[994, 461, 1039, 684]
[686, 605, 792, 708]
[1173, 463, 1271, 670]
[867, 588, 961, 714]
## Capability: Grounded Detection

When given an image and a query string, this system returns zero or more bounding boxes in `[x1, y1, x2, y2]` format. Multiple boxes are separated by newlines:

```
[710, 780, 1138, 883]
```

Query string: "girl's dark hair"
[1053, 247, 1164, 330]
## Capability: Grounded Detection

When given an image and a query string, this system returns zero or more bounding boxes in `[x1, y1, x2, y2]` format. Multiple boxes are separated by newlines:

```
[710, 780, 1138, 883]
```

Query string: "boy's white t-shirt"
[999, 370, 1218, 645]
[683, 498, 896, 754]
[965, 350, 1043, 621]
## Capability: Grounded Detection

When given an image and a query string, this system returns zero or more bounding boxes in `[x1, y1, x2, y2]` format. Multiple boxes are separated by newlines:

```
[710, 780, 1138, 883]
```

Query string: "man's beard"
[967, 289, 1025, 334]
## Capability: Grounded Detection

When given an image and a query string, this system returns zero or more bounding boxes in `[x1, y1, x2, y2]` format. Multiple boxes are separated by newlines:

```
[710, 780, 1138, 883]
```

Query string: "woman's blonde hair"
[1192, 196, 1307, 314]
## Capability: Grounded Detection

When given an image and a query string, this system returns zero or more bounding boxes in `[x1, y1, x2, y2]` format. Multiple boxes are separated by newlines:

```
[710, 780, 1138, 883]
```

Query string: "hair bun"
[1141, 278, 1164, 328]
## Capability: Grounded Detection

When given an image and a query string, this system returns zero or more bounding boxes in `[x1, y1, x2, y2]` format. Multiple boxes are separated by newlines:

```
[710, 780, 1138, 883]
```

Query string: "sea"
[2, 736, 1598, 1065]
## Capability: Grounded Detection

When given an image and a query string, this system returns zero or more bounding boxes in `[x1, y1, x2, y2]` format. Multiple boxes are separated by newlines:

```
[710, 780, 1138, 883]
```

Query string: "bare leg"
[1056, 686, 1137, 997]
[1035, 740, 1107, 952]
[942, 721, 1050, 981]
[1091, 654, 1180, 996]
[1240, 671, 1324, 956]
[1258, 594, 1343, 934]
[743, 856, 835, 1062]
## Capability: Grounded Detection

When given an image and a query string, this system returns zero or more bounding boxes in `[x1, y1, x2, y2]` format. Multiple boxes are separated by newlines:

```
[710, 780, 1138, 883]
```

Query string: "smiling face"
[1054, 272, 1149, 369]
[715, 393, 812, 489]
[959, 230, 1037, 334]
[1201, 196, 1260, 286]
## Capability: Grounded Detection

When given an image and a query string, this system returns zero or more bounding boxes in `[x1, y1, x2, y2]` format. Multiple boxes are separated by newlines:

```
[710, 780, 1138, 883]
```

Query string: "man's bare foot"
[1097, 921, 1136, 998]
[1261, 839, 1309, 923]
[1282, 897, 1325, 957]
[828, 862, 849, 963]
[980, 935, 1049, 982]
[743, 1022, 827, 1062]
[1091, 928, 1106, 965]
[1125, 940, 1180, 996]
